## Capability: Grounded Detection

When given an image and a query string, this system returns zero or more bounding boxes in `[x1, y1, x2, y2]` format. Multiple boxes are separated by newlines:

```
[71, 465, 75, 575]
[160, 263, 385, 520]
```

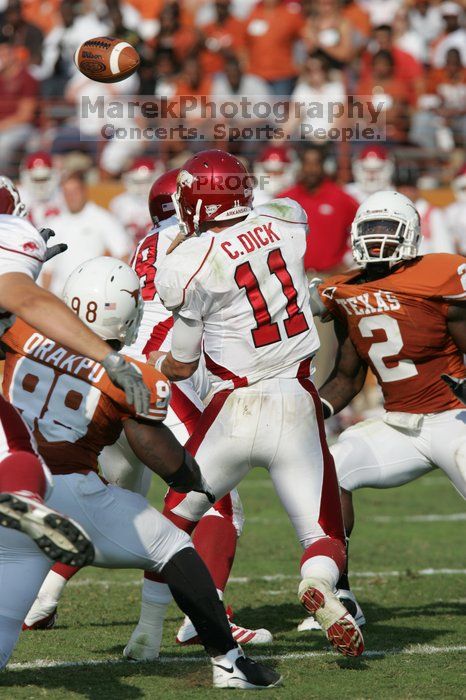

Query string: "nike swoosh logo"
[214, 663, 234, 673]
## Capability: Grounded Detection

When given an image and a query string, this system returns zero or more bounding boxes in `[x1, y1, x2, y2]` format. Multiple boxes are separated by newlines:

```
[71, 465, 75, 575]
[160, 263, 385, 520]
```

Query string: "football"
[74, 37, 140, 83]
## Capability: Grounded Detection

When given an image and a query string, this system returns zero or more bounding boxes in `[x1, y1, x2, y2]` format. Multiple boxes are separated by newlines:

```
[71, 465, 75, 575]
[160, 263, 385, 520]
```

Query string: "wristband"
[154, 354, 167, 373]
[320, 398, 335, 419]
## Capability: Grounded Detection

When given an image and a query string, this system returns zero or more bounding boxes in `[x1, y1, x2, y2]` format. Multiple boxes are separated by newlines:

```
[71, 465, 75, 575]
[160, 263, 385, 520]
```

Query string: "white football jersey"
[0, 215, 47, 336]
[109, 191, 152, 247]
[157, 199, 320, 394]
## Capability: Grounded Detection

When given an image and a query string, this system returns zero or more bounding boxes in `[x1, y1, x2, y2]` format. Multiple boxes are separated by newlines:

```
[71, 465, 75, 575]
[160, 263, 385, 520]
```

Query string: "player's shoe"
[297, 589, 366, 632]
[0, 492, 94, 567]
[176, 606, 273, 646]
[212, 646, 282, 689]
[298, 578, 364, 657]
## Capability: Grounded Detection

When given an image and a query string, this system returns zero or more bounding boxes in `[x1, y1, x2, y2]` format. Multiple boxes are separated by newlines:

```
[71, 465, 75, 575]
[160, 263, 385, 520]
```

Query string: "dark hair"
[308, 49, 331, 73]
[374, 24, 393, 34]
[394, 162, 420, 188]
[297, 142, 327, 163]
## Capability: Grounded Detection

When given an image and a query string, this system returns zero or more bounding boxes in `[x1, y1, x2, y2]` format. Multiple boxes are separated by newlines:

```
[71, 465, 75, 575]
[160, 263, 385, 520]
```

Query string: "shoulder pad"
[156, 237, 213, 312]
[255, 198, 308, 225]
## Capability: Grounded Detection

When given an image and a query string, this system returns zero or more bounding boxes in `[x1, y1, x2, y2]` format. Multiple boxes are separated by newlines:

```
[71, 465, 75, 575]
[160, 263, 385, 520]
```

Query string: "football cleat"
[176, 606, 273, 646]
[298, 578, 364, 657]
[297, 588, 366, 632]
[0, 492, 94, 567]
[212, 647, 282, 689]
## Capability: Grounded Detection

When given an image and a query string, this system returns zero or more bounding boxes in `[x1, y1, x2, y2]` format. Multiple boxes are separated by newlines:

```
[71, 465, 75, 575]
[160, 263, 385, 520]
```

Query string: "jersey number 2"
[234, 249, 309, 348]
[358, 314, 418, 382]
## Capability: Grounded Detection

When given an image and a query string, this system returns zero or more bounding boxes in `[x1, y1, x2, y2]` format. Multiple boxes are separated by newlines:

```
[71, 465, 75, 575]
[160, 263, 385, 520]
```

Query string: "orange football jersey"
[1, 319, 171, 475]
[320, 254, 466, 414]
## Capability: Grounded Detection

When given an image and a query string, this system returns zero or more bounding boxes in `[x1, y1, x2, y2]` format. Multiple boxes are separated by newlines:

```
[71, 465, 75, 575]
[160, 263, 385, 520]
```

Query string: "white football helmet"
[0, 176, 27, 217]
[351, 190, 421, 266]
[20, 152, 58, 202]
[62, 257, 143, 346]
[352, 146, 394, 196]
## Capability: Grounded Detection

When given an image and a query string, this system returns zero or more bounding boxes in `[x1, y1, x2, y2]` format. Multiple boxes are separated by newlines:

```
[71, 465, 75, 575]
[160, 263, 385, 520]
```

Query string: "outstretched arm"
[150, 314, 202, 381]
[319, 317, 368, 415]
[0, 273, 150, 413]
[123, 418, 214, 502]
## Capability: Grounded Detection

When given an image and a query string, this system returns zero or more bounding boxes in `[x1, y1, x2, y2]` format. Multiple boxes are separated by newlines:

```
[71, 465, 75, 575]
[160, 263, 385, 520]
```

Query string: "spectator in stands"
[0, 0, 43, 66]
[37, 0, 79, 96]
[408, 0, 443, 56]
[139, 47, 180, 96]
[411, 48, 466, 149]
[341, 0, 371, 45]
[107, 1, 142, 47]
[278, 143, 358, 274]
[358, 49, 411, 143]
[301, 0, 357, 70]
[395, 162, 454, 254]
[285, 51, 346, 141]
[200, 0, 246, 76]
[362, 24, 424, 97]
[393, 6, 425, 63]
[244, 0, 302, 95]
[211, 54, 270, 98]
[41, 171, 131, 294]
[21, 0, 61, 37]
[431, 2, 466, 68]
[0, 38, 39, 177]
[150, 2, 199, 63]
[357, 0, 403, 27]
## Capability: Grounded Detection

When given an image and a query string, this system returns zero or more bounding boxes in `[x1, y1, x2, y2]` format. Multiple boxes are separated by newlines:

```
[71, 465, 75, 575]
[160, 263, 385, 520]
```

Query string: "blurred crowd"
[1, 0, 466, 285]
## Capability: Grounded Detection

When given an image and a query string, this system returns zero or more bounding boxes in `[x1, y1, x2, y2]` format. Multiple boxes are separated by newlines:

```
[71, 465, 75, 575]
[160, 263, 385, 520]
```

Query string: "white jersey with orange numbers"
[0, 215, 47, 337]
[156, 198, 320, 394]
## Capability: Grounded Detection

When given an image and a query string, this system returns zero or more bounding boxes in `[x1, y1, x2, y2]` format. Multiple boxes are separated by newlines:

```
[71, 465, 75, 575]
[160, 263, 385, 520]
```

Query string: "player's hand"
[166, 449, 216, 504]
[441, 374, 466, 404]
[308, 278, 332, 321]
[39, 228, 68, 262]
[103, 352, 150, 415]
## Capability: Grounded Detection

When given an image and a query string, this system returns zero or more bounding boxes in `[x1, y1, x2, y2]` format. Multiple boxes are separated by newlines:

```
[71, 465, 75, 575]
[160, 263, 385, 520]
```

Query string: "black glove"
[39, 228, 68, 262]
[102, 352, 150, 415]
[165, 449, 216, 504]
[441, 374, 466, 405]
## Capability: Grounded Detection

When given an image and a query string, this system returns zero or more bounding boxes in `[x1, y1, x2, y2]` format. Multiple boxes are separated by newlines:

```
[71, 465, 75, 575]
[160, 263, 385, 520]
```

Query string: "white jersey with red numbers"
[109, 191, 153, 247]
[156, 199, 320, 395]
[0, 215, 47, 337]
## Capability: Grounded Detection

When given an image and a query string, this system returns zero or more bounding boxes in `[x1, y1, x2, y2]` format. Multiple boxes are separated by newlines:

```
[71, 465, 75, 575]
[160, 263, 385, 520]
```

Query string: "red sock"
[301, 537, 346, 576]
[192, 515, 237, 594]
[51, 563, 81, 580]
[0, 451, 46, 498]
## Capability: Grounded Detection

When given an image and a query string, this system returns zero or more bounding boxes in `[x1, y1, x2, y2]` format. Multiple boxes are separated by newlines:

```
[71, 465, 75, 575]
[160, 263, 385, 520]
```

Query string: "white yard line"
[246, 513, 466, 524]
[67, 567, 466, 589]
[7, 645, 466, 672]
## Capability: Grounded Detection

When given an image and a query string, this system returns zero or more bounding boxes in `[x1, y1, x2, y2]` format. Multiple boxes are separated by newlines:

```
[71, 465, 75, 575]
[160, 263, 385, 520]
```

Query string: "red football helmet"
[353, 145, 394, 195]
[452, 165, 466, 203]
[0, 177, 27, 217]
[148, 168, 179, 226]
[20, 151, 58, 202]
[174, 150, 253, 236]
[253, 145, 298, 196]
[124, 157, 164, 197]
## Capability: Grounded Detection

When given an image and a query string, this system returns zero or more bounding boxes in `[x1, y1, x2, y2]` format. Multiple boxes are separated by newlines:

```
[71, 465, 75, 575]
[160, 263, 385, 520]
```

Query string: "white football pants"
[333, 409, 466, 498]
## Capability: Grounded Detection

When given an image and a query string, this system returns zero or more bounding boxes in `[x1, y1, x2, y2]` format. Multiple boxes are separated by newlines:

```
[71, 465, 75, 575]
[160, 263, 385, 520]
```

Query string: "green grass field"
[1, 469, 465, 699]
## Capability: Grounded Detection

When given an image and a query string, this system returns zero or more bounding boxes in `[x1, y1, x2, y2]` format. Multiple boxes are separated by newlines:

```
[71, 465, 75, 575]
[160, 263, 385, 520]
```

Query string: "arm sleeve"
[170, 313, 203, 363]
[0, 216, 46, 281]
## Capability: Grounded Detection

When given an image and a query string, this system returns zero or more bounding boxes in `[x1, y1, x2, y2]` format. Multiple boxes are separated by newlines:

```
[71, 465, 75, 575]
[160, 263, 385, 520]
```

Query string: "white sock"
[301, 555, 340, 590]
[135, 578, 172, 632]
[142, 578, 173, 605]
[36, 571, 67, 606]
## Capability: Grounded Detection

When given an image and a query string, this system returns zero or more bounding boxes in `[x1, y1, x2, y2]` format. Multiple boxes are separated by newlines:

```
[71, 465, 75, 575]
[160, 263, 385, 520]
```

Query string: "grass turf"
[1, 469, 465, 699]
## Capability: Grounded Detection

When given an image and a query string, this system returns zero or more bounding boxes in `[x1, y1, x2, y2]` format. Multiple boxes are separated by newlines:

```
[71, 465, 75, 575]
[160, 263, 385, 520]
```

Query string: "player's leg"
[427, 409, 466, 498]
[0, 527, 52, 669]
[267, 377, 363, 656]
[0, 396, 93, 567]
[127, 391, 259, 659]
[46, 471, 280, 689]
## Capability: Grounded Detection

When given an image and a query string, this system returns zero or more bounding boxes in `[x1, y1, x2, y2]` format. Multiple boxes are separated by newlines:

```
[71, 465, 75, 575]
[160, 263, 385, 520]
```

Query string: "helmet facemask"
[352, 214, 420, 266]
